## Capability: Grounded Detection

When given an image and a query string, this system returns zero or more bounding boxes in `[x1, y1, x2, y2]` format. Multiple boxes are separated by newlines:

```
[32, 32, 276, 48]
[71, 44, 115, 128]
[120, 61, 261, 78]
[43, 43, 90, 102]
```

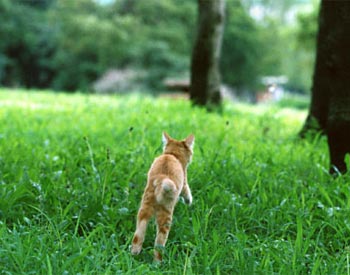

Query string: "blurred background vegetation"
[0, 0, 319, 98]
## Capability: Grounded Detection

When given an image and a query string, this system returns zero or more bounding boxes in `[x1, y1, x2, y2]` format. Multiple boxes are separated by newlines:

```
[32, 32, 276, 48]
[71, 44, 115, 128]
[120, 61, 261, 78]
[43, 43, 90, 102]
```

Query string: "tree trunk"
[190, 0, 225, 109]
[299, 0, 331, 137]
[300, 0, 350, 174]
[326, 0, 350, 174]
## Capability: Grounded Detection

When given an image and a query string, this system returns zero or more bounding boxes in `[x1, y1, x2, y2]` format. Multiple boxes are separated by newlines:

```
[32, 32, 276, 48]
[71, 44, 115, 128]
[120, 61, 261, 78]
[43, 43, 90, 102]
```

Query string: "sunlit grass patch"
[0, 88, 349, 274]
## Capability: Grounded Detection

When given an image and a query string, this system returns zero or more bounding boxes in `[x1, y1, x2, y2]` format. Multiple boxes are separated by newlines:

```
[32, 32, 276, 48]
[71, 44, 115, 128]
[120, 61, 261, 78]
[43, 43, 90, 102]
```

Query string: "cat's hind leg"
[181, 181, 192, 205]
[154, 207, 173, 262]
[131, 206, 154, 255]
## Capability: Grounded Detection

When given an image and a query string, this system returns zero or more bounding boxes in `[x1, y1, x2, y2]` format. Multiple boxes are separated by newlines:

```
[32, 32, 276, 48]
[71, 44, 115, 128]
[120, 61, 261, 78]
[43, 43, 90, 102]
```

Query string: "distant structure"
[163, 78, 236, 102]
[256, 75, 287, 103]
[92, 69, 140, 94]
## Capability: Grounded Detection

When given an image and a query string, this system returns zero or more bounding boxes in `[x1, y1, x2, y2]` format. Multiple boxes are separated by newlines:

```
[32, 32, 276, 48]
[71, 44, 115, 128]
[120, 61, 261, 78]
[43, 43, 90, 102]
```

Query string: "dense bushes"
[0, 0, 317, 93]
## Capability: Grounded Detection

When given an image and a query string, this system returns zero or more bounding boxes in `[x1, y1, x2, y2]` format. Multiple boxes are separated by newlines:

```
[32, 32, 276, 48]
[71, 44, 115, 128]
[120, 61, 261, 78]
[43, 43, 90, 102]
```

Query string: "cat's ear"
[162, 131, 171, 146]
[185, 134, 195, 150]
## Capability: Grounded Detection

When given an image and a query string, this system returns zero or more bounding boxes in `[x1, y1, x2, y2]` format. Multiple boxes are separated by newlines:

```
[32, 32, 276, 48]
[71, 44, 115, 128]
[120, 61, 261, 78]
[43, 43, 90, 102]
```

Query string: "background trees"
[0, 0, 318, 95]
[0, 0, 55, 88]
[190, 0, 225, 108]
[0, 0, 196, 91]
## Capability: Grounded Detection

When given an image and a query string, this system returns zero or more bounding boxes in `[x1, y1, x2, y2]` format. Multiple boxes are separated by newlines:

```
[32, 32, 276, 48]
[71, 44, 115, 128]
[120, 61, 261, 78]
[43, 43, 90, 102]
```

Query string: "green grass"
[1, 88, 350, 274]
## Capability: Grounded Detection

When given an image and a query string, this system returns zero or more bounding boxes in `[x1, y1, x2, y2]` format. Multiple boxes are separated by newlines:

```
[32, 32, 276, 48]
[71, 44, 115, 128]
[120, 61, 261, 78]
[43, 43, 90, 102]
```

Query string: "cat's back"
[148, 154, 183, 182]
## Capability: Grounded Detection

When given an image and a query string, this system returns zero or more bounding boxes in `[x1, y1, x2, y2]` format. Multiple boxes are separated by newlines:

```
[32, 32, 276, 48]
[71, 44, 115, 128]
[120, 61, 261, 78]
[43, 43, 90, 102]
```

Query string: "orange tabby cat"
[131, 132, 194, 262]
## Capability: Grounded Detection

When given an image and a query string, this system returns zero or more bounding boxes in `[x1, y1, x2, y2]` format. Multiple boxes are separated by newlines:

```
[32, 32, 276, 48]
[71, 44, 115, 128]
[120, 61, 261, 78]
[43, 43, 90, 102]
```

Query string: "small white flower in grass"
[317, 201, 325, 209]
[327, 207, 341, 217]
[232, 194, 242, 207]
[23, 217, 31, 225]
[53, 170, 62, 179]
[231, 194, 238, 201]
[31, 180, 42, 192]
[52, 156, 59, 162]
[280, 198, 287, 206]
[44, 139, 50, 147]
[118, 207, 129, 214]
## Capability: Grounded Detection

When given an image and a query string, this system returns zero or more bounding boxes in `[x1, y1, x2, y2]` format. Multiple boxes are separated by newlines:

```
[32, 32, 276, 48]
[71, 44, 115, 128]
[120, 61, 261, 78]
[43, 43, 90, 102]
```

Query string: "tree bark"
[326, 1, 350, 174]
[190, 0, 225, 109]
[300, 0, 350, 174]
[299, 0, 331, 137]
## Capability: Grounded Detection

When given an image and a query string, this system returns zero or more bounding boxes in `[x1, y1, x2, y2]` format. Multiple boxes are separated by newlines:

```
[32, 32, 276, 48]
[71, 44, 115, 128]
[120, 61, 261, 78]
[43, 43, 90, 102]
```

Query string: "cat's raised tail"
[154, 178, 176, 204]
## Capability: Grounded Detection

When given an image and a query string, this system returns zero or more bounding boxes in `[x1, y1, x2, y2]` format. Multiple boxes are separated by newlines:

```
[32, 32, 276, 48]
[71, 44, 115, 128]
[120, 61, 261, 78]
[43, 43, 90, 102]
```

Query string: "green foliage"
[297, 5, 319, 51]
[50, 0, 139, 91]
[0, 0, 55, 87]
[275, 93, 310, 110]
[283, 2, 319, 93]
[240, 0, 320, 94]
[0, 0, 289, 93]
[1, 88, 349, 274]
[221, 1, 263, 91]
[0, 0, 320, 95]
[112, 0, 196, 89]
[222, 0, 320, 94]
[0, 0, 196, 91]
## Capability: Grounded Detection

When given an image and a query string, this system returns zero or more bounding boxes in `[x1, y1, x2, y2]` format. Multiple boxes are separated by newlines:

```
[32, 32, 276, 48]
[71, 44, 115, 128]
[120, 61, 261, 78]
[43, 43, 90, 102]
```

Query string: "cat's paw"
[154, 245, 165, 262]
[184, 194, 192, 205]
[131, 244, 142, 255]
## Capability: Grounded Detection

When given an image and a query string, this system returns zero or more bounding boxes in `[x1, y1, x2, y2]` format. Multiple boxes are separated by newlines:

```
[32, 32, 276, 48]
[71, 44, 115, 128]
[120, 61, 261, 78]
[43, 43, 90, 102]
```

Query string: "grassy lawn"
[0, 88, 349, 274]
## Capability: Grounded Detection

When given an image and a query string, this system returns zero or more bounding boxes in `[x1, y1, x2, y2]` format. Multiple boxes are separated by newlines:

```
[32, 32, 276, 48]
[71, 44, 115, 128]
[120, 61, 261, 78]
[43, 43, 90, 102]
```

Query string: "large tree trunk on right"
[299, 0, 331, 137]
[300, 0, 350, 174]
[190, 0, 225, 109]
